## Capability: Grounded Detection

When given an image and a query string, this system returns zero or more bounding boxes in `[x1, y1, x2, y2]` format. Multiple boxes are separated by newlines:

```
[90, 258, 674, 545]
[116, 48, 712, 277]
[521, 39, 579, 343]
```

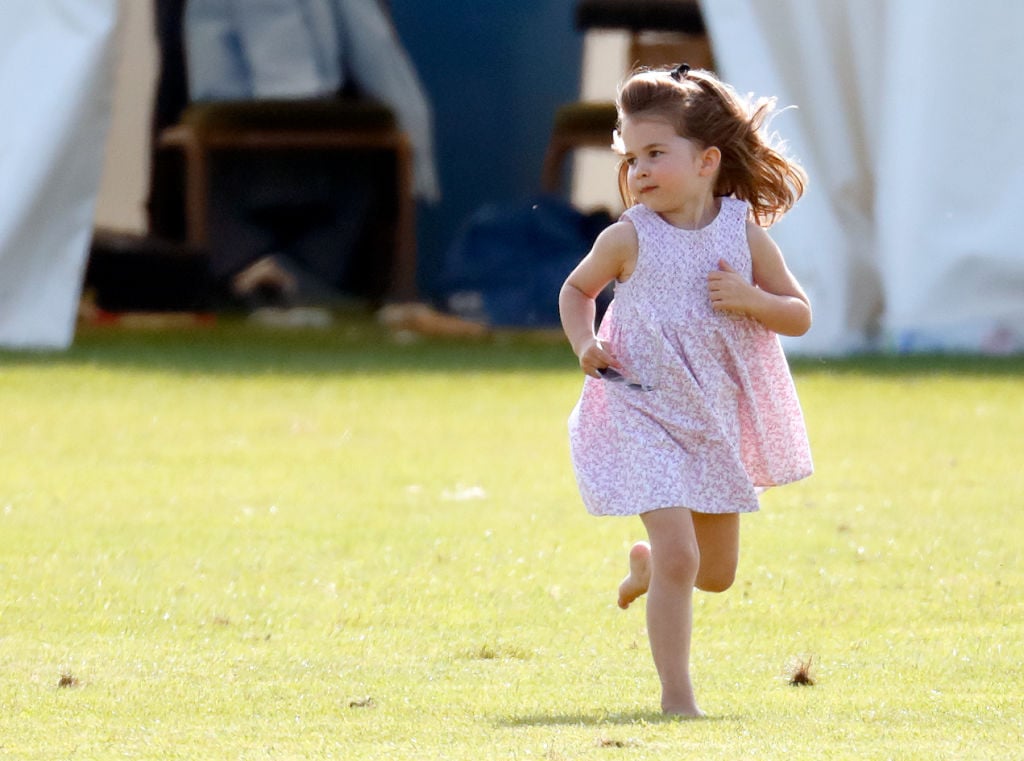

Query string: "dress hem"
[586, 503, 761, 517]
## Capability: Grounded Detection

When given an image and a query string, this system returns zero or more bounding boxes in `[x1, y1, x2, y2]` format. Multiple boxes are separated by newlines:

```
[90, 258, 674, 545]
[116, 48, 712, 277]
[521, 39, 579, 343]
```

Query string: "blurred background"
[2, 0, 1022, 354]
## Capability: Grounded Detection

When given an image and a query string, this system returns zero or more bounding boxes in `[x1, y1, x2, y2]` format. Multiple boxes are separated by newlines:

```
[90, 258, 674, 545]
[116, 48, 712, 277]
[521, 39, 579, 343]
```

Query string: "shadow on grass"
[2, 315, 1021, 378]
[0, 317, 574, 378]
[496, 710, 744, 727]
[790, 353, 1024, 377]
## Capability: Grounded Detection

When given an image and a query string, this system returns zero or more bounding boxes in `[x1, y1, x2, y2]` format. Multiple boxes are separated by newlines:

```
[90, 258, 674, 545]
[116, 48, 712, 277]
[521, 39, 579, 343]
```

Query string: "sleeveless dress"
[567, 198, 813, 516]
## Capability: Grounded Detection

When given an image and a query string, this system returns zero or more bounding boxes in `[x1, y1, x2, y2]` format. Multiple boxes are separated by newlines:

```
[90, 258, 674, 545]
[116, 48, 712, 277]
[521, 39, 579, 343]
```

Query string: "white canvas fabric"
[701, 0, 1024, 354]
[0, 0, 120, 349]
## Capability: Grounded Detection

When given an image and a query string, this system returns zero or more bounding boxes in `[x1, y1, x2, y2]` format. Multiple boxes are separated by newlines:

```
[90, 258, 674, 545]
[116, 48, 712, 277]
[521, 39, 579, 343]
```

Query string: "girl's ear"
[699, 146, 721, 177]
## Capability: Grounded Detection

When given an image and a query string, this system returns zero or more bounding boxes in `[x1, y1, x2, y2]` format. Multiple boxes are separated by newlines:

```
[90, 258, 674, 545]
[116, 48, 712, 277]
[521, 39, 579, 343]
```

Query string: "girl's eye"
[625, 157, 637, 167]
[649, 150, 662, 158]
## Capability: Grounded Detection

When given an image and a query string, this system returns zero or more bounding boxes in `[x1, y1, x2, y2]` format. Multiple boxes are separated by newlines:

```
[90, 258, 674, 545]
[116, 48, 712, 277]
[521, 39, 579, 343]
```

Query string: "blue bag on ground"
[438, 196, 612, 327]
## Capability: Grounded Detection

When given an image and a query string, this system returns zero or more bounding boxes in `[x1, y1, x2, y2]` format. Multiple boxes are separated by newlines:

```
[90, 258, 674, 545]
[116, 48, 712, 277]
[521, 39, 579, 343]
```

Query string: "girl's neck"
[657, 194, 721, 231]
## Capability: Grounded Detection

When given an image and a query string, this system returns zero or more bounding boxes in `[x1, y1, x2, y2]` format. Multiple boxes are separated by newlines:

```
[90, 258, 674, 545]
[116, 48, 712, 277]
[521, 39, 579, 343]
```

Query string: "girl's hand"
[578, 338, 621, 379]
[708, 259, 757, 319]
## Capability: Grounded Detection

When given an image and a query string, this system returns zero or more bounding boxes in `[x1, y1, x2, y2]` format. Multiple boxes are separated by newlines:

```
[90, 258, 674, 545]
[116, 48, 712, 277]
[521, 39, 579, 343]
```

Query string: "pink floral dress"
[568, 198, 812, 516]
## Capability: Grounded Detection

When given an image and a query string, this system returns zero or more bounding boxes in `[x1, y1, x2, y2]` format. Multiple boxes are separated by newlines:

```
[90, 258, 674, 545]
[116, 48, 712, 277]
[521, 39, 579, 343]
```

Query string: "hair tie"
[670, 63, 690, 82]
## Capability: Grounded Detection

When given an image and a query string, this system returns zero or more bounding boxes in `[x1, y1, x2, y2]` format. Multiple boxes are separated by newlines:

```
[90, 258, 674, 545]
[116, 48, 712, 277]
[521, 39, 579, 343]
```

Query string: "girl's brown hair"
[615, 66, 807, 227]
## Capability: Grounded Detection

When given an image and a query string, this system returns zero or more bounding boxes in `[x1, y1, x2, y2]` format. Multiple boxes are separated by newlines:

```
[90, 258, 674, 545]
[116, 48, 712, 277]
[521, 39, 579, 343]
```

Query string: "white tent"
[702, 0, 1024, 355]
[0, 1, 119, 349]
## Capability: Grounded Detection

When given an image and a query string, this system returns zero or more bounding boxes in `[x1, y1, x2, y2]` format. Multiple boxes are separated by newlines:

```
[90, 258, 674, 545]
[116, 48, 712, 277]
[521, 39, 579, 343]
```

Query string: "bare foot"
[617, 541, 652, 609]
[663, 703, 706, 719]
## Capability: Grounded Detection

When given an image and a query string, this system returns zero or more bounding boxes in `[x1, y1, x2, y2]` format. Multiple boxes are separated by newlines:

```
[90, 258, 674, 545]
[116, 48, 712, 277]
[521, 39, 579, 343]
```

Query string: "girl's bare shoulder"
[595, 219, 639, 253]
[595, 220, 639, 281]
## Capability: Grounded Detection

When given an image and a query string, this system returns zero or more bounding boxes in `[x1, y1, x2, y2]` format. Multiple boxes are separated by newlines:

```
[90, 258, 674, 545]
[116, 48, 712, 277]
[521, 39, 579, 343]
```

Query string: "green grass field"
[1, 319, 1021, 760]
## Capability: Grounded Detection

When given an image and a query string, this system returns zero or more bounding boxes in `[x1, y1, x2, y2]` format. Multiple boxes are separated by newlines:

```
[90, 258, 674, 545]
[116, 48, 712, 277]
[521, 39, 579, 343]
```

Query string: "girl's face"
[619, 116, 712, 216]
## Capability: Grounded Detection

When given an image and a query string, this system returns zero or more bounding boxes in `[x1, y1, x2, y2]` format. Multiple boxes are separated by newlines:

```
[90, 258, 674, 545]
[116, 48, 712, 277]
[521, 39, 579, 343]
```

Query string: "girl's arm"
[707, 221, 812, 337]
[559, 220, 638, 377]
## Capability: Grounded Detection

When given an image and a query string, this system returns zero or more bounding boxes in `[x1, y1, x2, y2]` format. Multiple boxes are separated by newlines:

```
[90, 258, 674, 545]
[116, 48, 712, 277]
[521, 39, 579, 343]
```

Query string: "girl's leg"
[617, 511, 739, 607]
[691, 512, 740, 592]
[638, 507, 703, 716]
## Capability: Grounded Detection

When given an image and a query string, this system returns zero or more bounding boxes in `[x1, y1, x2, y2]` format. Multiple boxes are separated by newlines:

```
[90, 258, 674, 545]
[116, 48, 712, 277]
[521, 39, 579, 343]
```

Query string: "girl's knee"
[696, 566, 735, 593]
[654, 544, 700, 587]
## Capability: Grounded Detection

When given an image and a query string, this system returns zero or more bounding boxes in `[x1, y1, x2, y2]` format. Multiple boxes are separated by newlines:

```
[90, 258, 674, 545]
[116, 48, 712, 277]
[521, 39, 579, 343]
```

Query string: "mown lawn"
[1, 319, 1021, 759]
